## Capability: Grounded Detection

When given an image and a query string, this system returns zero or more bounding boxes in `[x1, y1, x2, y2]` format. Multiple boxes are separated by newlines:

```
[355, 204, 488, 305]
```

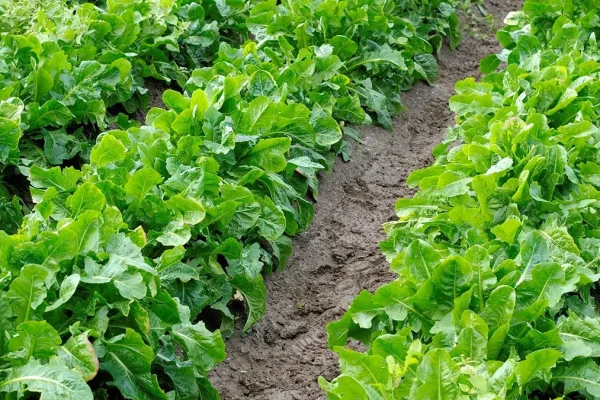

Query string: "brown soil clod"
[211, 1, 521, 398]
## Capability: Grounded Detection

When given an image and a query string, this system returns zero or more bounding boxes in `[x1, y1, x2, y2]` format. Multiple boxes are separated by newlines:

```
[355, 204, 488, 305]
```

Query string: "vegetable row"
[0, 0, 465, 399]
[0, 0, 238, 234]
[322, 0, 600, 398]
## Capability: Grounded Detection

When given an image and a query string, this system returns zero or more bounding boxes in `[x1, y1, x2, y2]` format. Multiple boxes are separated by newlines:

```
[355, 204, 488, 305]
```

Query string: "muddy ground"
[211, 1, 520, 398]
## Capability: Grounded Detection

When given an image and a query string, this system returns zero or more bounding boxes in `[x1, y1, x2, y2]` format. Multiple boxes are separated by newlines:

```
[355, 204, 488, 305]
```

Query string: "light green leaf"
[559, 314, 600, 361]
[436, 171, 472, 197]
[311, 105, 342, 147]
[46, 274, 80, 311]
[171, 322, 226, 373]
[162, 89, 190, 113]
[90, 134, 127, 167]
[516, 231, 549, 286]
[0, 358, 93, 400]
[515, 349, 562, 386]
[336, 347, 389, 386]
[552, 359, 600, 397]
[8, 321, 61, 362]
[66, 182, 106, 217]
[6, 264, 50, 323]
[29, 166, 81, 192]
[413, 349, 461, 400]
[491, 217, 521, 245]
[248, 70, 277, 97]
[247, 137, 291, 172]
[404, 239, 440, 282]
[58, 332, 99, 381]
[113, 272, 147, 300]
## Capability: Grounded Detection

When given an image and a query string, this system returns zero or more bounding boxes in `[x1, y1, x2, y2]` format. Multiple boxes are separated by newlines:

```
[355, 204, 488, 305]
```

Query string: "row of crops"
[0, 0, 469, 399]
[322, 0, 600, 398]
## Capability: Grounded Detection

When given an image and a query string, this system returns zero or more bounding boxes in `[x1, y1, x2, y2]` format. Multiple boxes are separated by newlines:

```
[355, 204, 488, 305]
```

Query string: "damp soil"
[210, 1, 521, 399]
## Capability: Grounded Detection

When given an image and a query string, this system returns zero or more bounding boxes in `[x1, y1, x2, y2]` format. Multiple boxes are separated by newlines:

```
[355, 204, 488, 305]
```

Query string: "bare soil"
[211, 1, 520, 398]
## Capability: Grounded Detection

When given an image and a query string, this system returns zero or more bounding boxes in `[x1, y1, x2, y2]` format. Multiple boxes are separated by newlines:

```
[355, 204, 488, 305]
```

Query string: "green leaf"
[374, 280, 422, 323]
[515, 349, 562, 386]
[0, 358, 93, 400]
[450, 311, 488, 360]
[45, 274, 80, 311]
[480, 54, 502, 73]
[431, 255, 473, 310]
[125, 167, 163, 210]
[491, 217, 521, 245]
[403, 239, 440, 282]
[348, 44, 406, 71]
[63, 210, 102, 255]
[347, 290, 382, 329]
[448, 12, 462, 50]
[230, 272, 267, 331]
[246, 137, 291, 172]
[449, 78, 498, 116]
[66, 182, 106, 217]
[0, 116, 21, 163]
[372, 333, 410, 361]
[481, 286, 515, 331]
[436, 171, 472, 197]
[162, 89, 190, 113]
[559, 314, 600, 361]
[256, 196, 286, 240]
[319, 375, 371, 398]
[171, 322, 226, 373]
[329, 35, 358, 59]
[465, 245, 495, 311]
[326, 314, 352, 349]
[311, 105, 342, 147]
[82, 234, 155, 284]
[516, 263, 574, 310]
[166, 195, 206, 225]
[248, 70, 277, 97]
[113, 272, 147, 299]
[100, 329, 168, 400]
[413, 349, 461, 399]
[6, 264, 50, 324]
[552, 359, 600, 397]
[90, 134, 127, 167]
[31, 67, 54, 103]
[336, 347, 389, 386]
[313, 51, 343, 83]
[43, 128, 80, 165]
[8, 321, 61, 362]
[29, 166, 81, 192]
[30, 99, 75, 128]
[161, 361, 199, 400]
[414, 54, 440, 85]
[58, 332, 99, 381]
[516, 231, 549, 285]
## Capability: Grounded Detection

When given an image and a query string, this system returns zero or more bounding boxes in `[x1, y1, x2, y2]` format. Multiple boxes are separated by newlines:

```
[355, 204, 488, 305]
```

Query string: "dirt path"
[211, 1, 518, 398]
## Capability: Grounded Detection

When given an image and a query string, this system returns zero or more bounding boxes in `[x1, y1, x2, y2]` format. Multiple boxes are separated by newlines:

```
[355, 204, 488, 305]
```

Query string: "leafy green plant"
[0, 0, 463, 235]
[322, 0, 600, 398]
[0, 0, 467, 398]
[0, 0, 224, 167]
[0, 0, 239, 231]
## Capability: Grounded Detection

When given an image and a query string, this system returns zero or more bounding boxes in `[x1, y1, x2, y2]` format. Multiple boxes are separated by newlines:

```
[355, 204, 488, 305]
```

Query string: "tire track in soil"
[211, 1, 519, 398]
